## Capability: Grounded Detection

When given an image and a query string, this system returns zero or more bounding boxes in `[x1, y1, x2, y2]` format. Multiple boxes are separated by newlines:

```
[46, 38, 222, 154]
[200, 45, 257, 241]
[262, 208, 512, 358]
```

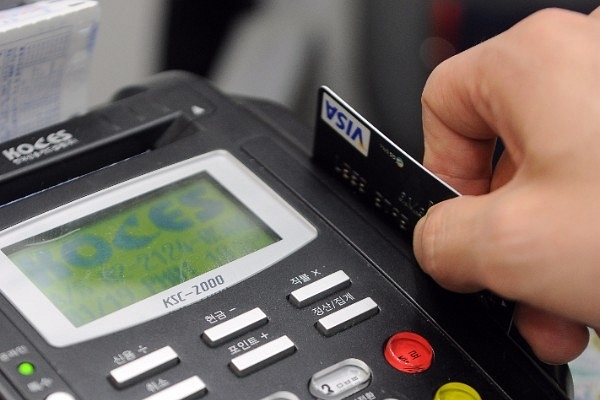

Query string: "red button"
[384, 331, 434, 373]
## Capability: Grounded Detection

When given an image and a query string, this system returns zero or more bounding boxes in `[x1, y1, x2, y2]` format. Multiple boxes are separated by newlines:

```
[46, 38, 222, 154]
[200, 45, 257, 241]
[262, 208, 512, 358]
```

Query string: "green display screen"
[4, 173, 281, 327]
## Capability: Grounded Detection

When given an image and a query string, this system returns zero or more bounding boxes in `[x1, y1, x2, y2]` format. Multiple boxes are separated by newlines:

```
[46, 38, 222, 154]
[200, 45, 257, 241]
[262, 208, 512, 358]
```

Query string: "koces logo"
[321, 92, 371, 156]
[2, 130, 78, 165]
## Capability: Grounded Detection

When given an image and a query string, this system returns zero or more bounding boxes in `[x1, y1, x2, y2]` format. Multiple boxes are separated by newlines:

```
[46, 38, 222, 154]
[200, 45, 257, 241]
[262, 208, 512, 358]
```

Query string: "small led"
[17, 361, 36, 376]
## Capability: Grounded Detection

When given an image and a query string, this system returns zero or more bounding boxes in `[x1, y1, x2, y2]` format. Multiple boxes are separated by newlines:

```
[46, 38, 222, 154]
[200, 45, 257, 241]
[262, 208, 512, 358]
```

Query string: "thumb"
[413, 194, 497, 293]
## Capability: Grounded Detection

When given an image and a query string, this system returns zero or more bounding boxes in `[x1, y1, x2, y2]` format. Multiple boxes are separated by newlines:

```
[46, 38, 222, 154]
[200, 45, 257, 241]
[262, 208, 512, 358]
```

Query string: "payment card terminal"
[0, 72, 572, 400]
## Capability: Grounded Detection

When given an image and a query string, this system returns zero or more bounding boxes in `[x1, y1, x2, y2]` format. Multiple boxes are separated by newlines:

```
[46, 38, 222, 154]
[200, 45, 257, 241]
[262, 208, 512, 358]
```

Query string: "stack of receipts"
[0, 0, 99, 142]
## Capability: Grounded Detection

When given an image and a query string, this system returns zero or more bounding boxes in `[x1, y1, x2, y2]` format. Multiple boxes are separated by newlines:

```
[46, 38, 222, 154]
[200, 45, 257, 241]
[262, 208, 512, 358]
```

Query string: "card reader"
[0, 71, 572, 400]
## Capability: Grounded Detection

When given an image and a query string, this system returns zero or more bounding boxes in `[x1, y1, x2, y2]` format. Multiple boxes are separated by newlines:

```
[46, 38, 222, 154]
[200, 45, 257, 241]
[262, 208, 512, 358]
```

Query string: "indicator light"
[17, 361, 36, 376]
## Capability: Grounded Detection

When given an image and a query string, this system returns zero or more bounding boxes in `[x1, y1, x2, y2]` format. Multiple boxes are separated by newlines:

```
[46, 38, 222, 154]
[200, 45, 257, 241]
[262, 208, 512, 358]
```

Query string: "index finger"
[421, 50, 498, 195]
[421, 7, 599, 196]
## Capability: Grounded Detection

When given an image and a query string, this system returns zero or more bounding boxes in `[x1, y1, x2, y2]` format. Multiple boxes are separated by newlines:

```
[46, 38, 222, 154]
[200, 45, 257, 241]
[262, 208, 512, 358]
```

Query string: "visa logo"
[321, 92, 371, 156]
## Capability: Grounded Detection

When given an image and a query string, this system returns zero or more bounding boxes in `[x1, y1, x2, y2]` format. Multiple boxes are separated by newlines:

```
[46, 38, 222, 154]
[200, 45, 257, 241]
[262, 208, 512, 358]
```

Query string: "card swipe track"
[312, 86, 460, 241]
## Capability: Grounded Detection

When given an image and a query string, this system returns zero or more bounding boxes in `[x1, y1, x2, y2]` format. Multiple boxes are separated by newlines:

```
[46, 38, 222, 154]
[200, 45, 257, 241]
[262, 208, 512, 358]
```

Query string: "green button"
[434, 382, 482, 400]
[17, 362, 36, 376]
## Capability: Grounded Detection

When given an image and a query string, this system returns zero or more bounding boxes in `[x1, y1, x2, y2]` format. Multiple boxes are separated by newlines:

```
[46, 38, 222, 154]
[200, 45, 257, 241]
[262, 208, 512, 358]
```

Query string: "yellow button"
[433, 382, 482, 400]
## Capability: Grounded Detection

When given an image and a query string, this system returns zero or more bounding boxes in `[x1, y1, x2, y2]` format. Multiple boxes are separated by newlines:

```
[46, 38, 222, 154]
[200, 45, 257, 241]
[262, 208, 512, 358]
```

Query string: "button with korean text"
[384, 332, 434, 374]
[141, 376, 207, 400]
[109, 346, 179, 388]
[309, 358, 371, 400]
[315, 297, 379, 336]
[289, 270, 351, 307]
[229, 336, 296, 377]
[202, 308, 268, 347]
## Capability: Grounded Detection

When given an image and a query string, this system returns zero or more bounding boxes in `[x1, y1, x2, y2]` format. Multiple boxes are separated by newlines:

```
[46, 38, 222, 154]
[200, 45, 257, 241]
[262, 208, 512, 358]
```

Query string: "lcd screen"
[4, 173, 281, 327]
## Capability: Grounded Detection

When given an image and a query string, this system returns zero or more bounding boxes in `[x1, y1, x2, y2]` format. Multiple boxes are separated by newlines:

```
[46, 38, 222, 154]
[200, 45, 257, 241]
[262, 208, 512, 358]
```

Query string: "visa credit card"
[313, 86, 460, 241]
[313, 87, 516, 332]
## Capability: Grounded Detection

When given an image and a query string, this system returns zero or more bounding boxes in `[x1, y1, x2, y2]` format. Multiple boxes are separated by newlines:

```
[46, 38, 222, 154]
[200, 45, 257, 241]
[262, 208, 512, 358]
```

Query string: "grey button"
[229, 336, 296, 377]
[202, 308, 268, 347]
[141, 376, 207, 400]
[289, 270, 351, 307]
[316, 297, 379, 336]
[309, 358, 372, 400]
[45, 393, 76, 400]
[260, 391, 300, 400]
[109, 346, 179, 388]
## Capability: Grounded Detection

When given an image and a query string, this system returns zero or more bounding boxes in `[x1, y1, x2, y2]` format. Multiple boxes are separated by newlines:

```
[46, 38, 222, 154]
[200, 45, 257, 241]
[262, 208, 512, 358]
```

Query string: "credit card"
[313, 86, 460, 241]
[313, 86, 515, 333]
[313, 86, 514, 333]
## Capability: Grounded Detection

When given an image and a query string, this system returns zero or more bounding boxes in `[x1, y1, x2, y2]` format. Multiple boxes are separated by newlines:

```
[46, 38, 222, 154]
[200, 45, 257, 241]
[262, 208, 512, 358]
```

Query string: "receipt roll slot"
[0, 72, 573, 399]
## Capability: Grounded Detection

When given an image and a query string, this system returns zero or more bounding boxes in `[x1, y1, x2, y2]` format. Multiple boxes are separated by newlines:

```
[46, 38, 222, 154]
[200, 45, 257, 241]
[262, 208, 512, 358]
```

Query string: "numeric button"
[309, 358, 372, 400]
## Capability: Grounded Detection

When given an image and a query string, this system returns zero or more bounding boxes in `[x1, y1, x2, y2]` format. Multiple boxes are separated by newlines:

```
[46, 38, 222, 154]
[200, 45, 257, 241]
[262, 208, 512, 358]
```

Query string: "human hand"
[413, 6, 600, 365]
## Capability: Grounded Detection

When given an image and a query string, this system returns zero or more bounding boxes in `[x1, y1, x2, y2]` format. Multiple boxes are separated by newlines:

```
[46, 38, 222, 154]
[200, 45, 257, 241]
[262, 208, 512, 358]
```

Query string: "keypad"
[105, 269, 381, 397]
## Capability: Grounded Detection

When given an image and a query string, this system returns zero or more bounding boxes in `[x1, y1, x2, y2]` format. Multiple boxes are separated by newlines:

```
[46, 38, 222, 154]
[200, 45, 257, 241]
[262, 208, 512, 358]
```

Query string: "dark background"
[162, 1, 598, 159]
